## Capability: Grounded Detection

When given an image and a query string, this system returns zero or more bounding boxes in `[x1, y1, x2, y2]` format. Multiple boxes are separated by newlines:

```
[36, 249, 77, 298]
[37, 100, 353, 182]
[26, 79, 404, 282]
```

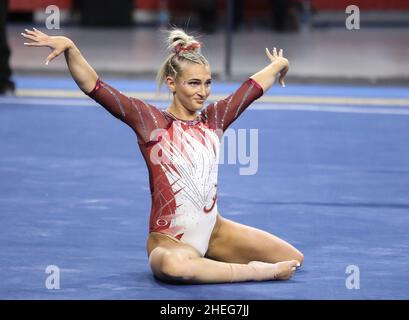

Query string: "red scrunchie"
[174, 42, 201, 55]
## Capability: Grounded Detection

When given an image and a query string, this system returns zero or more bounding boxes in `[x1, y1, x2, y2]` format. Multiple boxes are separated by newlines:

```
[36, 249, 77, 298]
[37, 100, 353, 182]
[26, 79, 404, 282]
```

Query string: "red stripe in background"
[10, 0, 409, 12]
[311, 0, 409, 10]
[10, 0, 72, 11]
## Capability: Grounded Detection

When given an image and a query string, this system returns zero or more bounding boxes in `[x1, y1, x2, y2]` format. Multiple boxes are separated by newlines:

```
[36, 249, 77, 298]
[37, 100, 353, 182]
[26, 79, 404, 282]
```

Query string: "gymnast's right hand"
[22, 28, 73, 65]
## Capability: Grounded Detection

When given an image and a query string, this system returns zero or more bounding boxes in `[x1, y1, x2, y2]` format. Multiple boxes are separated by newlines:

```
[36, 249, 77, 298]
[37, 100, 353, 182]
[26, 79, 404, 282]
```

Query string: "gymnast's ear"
[166, 76, 176, 94]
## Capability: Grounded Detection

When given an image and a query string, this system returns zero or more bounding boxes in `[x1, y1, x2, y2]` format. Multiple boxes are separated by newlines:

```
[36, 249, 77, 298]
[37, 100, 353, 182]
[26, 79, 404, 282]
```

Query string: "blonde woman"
[22, 27, 303, 284]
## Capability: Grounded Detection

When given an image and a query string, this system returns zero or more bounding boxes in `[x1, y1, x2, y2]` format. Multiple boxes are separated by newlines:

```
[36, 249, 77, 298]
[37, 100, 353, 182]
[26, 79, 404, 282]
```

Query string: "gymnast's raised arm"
[20, 28, 160, 142]
[21, 28, 98, 94]
[202, 47, 289, 132]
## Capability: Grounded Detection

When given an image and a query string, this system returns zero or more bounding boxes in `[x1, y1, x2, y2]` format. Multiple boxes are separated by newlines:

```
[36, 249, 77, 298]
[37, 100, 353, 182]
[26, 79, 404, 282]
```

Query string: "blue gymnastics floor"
[1, 76, 409, 299]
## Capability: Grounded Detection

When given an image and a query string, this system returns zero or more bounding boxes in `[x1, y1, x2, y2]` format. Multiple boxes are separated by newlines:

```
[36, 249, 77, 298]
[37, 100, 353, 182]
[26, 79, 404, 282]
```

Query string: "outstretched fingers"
[23, 42, 43, 47]
[273, 47, 278, 57]
[21, 27, 49, 45]
[21, 32, 37, 41]
[22, 30, 50, 50]
[266, 47, 285, 61]
[266, 46, 289, 87]
[24, 27, 46, 37]
[24, 28, 37, 36]
[33, 27, 47, 36]
[265, 47, 274, 62]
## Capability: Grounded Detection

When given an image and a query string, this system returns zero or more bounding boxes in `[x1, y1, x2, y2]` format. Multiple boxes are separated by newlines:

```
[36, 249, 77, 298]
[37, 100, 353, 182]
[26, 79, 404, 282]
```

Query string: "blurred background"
[2, 0, 409, 93]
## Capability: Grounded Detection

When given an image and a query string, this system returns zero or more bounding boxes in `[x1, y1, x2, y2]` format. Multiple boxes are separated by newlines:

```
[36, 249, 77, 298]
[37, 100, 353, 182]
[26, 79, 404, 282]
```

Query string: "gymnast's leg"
[147, 232, 298, 284]
[206, 215, 304, 266]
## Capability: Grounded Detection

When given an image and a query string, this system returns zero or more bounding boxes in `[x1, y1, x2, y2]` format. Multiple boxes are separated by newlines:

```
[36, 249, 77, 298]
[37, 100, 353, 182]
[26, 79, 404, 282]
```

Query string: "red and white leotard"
[88, 78, 263, 256]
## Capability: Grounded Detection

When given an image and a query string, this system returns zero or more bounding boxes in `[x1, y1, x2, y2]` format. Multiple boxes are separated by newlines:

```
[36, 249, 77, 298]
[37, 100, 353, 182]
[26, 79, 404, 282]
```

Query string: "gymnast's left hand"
[21, 28, 73, 65]
[265, 47, 289, 87]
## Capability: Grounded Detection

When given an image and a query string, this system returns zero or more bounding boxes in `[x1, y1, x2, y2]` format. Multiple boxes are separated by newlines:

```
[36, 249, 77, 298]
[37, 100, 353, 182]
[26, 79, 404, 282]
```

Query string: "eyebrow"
[187, 78, 212, 82]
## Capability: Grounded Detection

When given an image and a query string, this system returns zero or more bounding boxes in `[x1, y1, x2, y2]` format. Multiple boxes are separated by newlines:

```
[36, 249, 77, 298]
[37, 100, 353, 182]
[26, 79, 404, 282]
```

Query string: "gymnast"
[22, 27, 303, 284]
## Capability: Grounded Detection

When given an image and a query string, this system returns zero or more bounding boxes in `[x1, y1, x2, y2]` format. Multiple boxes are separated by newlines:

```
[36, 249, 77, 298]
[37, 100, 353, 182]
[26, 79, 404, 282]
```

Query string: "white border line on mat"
[11, 89, 409, 108]
[2, 96, 409, 115]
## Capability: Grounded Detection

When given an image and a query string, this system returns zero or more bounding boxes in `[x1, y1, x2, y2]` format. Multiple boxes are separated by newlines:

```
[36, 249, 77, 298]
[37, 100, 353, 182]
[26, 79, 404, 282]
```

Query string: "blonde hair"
[156, 28, 209, 92]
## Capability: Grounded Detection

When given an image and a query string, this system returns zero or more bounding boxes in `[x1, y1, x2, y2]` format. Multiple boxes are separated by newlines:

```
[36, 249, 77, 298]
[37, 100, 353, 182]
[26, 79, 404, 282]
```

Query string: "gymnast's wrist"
[63, 38, 76, 52]
[270, 59, 289, 74]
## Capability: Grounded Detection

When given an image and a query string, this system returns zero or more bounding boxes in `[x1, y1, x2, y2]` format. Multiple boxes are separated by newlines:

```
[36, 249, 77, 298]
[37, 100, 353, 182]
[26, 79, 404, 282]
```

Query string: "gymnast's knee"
[149, 248, 194, 282]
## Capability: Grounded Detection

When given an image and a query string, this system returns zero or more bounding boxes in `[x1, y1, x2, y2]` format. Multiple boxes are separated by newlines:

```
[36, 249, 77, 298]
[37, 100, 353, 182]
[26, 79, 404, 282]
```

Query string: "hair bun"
[168, 28, 201, 54]
[156, 28, 208, 92]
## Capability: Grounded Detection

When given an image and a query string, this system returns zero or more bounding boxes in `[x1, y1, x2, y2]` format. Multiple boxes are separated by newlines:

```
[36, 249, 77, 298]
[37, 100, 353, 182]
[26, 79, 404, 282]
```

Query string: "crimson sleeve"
[203, 78, 263, 132]
[87, 79, 164, 143]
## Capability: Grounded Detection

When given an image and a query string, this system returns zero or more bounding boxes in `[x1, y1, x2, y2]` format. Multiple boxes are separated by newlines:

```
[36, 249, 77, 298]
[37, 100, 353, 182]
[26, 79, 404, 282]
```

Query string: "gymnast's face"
[169, 62, 212, 112]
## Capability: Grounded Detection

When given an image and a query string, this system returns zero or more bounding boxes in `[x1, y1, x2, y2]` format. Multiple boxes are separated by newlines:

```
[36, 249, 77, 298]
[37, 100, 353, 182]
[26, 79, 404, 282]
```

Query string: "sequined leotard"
[88, 78, 263, 255]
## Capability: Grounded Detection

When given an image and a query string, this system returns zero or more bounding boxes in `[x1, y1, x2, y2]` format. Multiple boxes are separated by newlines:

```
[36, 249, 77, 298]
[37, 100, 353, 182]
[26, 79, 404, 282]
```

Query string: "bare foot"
[248, 260, 300, 281]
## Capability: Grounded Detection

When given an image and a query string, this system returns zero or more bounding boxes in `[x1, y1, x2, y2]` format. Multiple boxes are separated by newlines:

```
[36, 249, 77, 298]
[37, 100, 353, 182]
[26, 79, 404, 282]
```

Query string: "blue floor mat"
[1, 77, 409, 299]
